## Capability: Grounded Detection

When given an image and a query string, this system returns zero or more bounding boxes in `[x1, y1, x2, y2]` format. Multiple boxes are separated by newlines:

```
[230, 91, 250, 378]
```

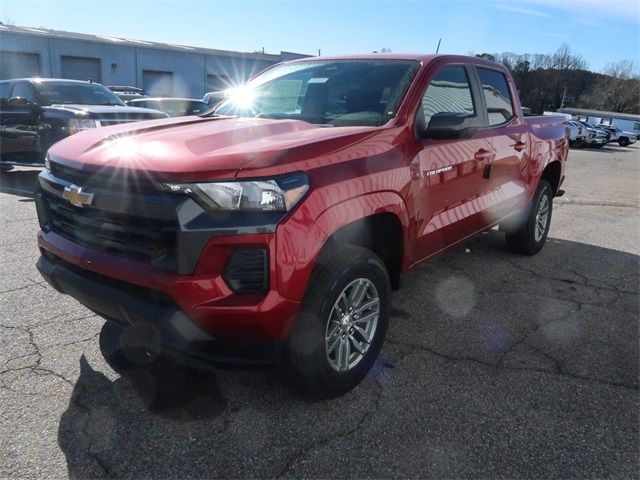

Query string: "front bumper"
[37, 229, 301, 342]
[36, 252, 285, 363]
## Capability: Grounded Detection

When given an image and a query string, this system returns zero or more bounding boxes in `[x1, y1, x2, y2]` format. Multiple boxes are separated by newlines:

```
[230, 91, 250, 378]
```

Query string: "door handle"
[513, 141, 527, 152]
[474, 149, 491, 161]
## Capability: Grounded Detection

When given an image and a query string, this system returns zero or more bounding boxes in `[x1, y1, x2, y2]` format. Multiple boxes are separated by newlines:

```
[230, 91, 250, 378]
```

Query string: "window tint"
[477, 68, 514, 125]
[215, 60, 419, 127]
[37, 82, 124, 106]
[421, 66, 475, 127]
[11, 83, 37, 103]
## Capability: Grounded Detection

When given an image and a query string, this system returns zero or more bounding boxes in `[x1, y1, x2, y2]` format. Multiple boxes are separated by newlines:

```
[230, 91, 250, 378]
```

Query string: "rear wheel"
[505, 180, 553, 256]
[286, 243, 390, 398]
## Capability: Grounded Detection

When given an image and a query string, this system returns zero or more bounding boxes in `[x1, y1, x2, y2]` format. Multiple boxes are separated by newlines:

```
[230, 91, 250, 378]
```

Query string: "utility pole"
[559, 86, 567, 110]
[436, 38, 441, 54]
[318, 49, 321, 57]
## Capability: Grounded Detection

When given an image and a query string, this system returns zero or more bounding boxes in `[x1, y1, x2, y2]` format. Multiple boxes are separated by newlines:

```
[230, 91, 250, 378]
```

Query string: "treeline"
[474, 45, 640, 114]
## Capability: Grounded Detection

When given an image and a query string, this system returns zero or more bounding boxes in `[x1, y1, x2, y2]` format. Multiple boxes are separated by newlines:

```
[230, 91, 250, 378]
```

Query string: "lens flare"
[225, 86, 256, 108]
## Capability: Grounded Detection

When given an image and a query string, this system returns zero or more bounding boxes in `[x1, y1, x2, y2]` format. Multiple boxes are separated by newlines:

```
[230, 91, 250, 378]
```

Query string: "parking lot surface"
[1, 145, 638, 479]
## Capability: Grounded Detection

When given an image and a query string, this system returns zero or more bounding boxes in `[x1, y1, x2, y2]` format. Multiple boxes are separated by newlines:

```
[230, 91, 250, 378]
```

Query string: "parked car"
[35, 54, 568, 397]
[0, 79, 168, 171]
[107, 85, 148, 103]
[127, 97, 210, 117]
[575, 120, 608, 148]
[567, 120, 586, 147]
[597, 125, 637, 147]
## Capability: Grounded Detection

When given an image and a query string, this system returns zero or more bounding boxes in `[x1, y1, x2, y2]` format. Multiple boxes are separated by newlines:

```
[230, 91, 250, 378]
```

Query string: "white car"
[566, 120, 587, 147]
[598, 125, 637, 147]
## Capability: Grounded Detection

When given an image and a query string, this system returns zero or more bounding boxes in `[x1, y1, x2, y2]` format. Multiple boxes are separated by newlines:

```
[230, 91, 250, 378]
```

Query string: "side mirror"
[419, 111, 479, 140]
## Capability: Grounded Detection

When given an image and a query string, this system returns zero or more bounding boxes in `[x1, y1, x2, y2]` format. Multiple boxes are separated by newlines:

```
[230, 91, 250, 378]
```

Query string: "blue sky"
[1, 0, 639, 72]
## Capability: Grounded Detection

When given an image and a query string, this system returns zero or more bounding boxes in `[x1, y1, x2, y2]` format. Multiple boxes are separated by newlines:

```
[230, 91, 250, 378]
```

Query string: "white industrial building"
[0, 23, 309, 98]
[559, 108, 640, 134]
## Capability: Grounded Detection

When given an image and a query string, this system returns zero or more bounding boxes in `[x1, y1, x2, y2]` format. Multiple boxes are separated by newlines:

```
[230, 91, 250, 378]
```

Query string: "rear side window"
[477, 68, 514, 125]
[420, 66, 475, 127]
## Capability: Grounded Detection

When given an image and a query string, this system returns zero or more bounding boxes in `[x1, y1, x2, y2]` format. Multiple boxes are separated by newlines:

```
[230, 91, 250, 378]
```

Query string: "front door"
[0, 82, 41, 164]
[411, 64, 493, 263]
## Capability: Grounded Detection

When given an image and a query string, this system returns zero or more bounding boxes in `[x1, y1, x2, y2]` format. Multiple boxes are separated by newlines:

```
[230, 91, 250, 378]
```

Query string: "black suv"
[0, 78, 167, 171]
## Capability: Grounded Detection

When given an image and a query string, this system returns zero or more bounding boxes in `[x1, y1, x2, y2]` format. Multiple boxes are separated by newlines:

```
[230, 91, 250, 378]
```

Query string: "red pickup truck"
[35, 54, 567, 397]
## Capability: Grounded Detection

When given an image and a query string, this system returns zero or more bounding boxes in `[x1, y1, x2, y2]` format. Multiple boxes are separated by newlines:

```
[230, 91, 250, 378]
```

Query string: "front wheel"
[618, 137, 630, 147]
[505, 180, 553, 256]
[0, 164, 14, 173]
[286, 244, 390, 398]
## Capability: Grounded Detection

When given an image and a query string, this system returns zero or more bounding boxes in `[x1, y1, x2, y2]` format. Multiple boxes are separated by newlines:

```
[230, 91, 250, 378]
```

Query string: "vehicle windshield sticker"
[308, 77, 329, 84]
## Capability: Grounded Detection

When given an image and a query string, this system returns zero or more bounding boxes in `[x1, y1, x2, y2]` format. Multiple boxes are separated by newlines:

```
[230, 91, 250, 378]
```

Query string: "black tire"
[286, 243, 390, 398]
[618, 137, 630, 147]
[0, 164, 14, 173]
[505, 180, 553, 256]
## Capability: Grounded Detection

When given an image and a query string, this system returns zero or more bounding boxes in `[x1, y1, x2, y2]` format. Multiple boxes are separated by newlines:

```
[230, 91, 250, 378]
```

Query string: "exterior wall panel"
[0, 26, 309, 98]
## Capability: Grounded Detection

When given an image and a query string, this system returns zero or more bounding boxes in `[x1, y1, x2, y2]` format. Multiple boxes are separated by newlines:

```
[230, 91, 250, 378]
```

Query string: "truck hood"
[48, 116, 380, 180]
[46, 104, 167, 119]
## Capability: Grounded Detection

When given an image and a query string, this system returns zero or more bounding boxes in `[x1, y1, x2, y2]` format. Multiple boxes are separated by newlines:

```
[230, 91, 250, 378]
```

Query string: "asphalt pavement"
[1, 145, 638, 479]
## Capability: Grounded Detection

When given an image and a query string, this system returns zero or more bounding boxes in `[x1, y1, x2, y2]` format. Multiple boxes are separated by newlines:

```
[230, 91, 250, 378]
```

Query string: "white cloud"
[525, 0, 640, 24]
[494, 4, 550, 17]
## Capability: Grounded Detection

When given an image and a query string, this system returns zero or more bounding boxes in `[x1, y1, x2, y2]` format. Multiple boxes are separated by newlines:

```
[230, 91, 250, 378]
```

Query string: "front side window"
[11, 83, 37, 103]
[420, 66, 475, 128]
[477, 68, 515, 125]
[215, 60, 420, 127]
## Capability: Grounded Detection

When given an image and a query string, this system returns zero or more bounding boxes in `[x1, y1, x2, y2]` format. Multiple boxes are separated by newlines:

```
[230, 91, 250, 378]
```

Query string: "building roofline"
[0, 23, 309, 61]
[559, 107, 640, 122]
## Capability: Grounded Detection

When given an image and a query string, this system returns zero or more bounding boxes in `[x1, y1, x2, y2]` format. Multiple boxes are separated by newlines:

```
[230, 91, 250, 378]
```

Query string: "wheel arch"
[313, 192, 411, 291]
[540, 160, 563, 195]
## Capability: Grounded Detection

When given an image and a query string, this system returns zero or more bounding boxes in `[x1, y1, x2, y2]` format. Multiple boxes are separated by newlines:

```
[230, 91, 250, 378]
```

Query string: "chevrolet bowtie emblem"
[62, 184, 94, 208]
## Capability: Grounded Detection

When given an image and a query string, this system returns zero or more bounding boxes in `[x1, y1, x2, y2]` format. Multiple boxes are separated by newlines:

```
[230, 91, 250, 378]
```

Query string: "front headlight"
[163, 172, 309, 212]
[44, 153, 51, 171]
[68, 118, 97, 135]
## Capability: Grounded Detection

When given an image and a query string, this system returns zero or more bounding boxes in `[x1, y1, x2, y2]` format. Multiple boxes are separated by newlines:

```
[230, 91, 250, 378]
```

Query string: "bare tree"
[596, 60, 640, 112]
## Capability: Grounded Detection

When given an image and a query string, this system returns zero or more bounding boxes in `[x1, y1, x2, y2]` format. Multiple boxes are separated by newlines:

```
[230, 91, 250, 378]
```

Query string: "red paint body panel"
[40, 54, 568, 342]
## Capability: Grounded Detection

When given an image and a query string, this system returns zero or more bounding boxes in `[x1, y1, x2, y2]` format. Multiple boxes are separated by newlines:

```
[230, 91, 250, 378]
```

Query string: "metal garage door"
[143, 70, 173, 97]
[0, 51, 40, 80]
[61, 56, 101, 82]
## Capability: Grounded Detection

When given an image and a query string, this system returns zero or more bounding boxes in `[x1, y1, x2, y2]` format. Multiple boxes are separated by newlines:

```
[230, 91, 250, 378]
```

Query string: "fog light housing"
[223, 249, 268, 293]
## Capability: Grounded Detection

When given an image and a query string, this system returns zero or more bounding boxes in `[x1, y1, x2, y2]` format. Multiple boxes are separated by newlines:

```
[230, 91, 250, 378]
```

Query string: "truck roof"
[0, 78, 96, 85]
[286, 53, 506, 69]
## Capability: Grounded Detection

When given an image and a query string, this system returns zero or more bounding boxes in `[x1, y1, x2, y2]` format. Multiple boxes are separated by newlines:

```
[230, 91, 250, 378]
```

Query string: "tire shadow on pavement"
[55, 232, 639, 479]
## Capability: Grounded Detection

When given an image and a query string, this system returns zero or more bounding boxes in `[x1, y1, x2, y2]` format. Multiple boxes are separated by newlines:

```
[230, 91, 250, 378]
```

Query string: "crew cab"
[0, 78, 167, 171]
[34, 55, 568, 397]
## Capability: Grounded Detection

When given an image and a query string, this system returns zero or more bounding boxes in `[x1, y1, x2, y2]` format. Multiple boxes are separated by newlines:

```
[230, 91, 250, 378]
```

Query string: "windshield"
[214, 60, 420, 127]
[37, 82, 125, 106]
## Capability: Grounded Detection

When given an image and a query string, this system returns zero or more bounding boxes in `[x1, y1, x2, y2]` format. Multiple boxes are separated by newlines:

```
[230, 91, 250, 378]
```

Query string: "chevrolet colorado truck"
[35, 55, 568, 397]
[0, 78, 167, 171]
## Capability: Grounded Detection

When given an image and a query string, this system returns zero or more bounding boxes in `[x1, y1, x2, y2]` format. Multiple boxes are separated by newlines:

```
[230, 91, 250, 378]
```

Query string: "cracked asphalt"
[1, 145, 639, 479]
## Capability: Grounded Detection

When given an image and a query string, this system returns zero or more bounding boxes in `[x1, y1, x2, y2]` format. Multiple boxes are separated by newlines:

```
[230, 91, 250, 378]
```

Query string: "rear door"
[472, 65, 529, 220]
[411, 63, 493, 262]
